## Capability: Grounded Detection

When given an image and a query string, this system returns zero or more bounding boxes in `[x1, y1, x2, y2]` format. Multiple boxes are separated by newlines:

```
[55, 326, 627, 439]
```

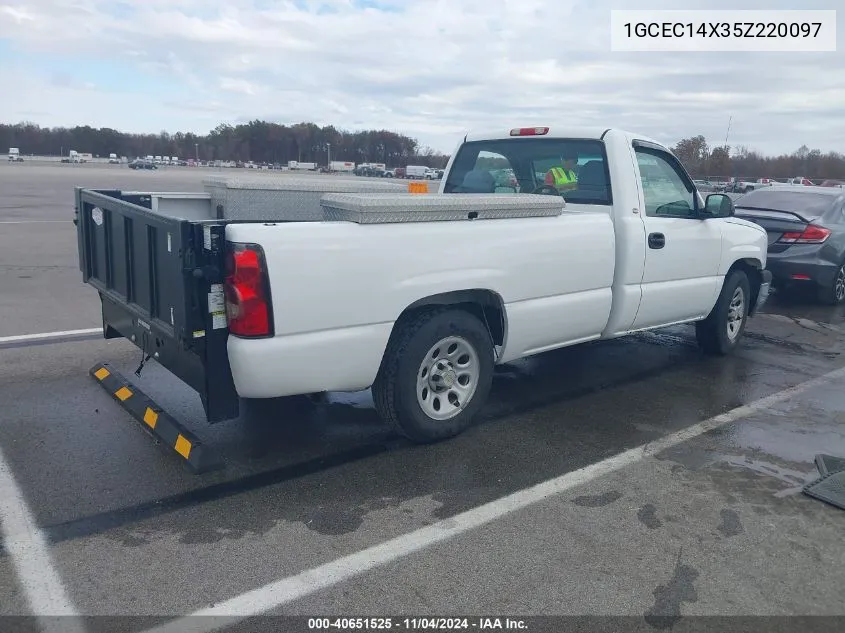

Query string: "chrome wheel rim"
[726, 286, 745, 341]
[416, 336, 479, 421]
[835, 266, 845, 302]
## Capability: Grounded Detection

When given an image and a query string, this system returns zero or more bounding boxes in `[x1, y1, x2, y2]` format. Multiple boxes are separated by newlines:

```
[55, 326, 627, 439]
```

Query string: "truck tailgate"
[75, 188, 239, 422]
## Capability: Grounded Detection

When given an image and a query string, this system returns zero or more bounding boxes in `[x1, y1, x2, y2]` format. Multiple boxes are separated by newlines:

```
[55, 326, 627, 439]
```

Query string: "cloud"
[0, 0, 842, 155]
[219, 77, 263, 96]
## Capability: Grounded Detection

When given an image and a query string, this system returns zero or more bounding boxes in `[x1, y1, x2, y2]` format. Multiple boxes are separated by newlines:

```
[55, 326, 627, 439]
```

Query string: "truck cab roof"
[463, 126, 668, 150]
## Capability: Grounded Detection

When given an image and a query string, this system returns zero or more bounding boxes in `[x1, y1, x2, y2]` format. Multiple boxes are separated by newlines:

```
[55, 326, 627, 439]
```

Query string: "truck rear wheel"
[695, 270, 750, 355]
[372, 308, 494, 443]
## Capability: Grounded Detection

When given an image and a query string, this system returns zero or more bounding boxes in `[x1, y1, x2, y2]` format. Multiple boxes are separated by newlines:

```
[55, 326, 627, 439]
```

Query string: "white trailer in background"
[8, 147, 21, 161]
[109, 153, 120, 164]
[288, 161, 317, 171]
[329, 161, 355, 173]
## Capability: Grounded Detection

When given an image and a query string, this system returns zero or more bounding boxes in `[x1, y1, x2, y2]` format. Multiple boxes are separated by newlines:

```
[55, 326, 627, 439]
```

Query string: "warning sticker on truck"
[208, 284, 224, 313]
[211, 312, 227, 330]
[203, 225, 212, 250]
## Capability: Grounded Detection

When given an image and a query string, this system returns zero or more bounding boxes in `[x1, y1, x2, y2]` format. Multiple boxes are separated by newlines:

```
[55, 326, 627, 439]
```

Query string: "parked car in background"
[693, 179, 718, 193]
[820, 180, 845, 188]
[733, 186, 845, 304]
[724, 178, 769, 194]
[128, 159, 157, 170]
[788, 177, 814, 186]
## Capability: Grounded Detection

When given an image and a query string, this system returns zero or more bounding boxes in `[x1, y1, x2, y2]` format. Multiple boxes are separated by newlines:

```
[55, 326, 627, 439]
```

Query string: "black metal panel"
[195, 223, 240, 422]
[124, 217, 135, 303]
[76, 188, 240, 423]
[101, 296, 206, 394]
[109, 212, 129, 299]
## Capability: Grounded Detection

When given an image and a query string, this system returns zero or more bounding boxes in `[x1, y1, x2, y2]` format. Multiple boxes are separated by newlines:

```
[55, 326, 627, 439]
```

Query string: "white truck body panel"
[220, 125, 768, 400]
[330, 161, 355, 172]
[226, 211, 616, 396]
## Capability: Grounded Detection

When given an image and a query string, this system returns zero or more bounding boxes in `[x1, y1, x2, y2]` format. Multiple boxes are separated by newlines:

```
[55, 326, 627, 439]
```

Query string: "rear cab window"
[443, 138, 613, 206]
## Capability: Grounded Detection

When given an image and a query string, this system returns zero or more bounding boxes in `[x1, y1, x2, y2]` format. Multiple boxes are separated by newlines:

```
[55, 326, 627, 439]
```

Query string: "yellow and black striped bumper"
[90, 362, 224, 474]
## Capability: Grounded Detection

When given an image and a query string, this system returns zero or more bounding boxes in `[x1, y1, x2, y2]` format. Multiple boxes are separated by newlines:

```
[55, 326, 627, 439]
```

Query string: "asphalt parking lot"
[1, 162, 844, 632]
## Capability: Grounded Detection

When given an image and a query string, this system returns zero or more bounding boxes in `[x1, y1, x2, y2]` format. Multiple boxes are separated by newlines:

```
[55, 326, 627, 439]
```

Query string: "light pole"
[195, 143, 199, 162]
[326, 142, 331, 171]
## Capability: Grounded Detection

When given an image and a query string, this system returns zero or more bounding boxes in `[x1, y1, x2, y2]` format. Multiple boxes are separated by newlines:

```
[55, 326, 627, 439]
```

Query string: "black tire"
[695, 270, 751, 355]
[372, 308, 494, 443]
[816, 263, 845, 306]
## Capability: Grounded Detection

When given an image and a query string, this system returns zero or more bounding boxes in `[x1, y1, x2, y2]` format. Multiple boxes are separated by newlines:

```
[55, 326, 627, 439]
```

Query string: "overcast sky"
[0, 0, 842, 156]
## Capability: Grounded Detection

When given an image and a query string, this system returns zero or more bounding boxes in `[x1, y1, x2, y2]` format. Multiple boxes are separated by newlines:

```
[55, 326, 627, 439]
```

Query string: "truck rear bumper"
[227, 323, 393, 398]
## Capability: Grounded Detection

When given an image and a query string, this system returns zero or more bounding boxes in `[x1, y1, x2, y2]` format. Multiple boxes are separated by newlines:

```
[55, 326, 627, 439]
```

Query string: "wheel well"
[393, 290, 506, 348]
[728, 258, 763, 313]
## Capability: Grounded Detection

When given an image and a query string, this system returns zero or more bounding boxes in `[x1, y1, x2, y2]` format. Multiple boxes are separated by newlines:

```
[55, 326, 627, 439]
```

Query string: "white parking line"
[140, 363, 845, 633]
[0, 444, 87, 633]
[0, 221, 70, 224]
[0, 328, 101, 344]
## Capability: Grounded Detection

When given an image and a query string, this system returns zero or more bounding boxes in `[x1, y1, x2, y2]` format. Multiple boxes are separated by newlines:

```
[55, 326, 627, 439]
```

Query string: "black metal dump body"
[74, 188, 240, 422]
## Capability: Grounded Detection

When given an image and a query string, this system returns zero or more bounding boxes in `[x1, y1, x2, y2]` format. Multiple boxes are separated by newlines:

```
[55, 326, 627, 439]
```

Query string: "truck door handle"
[648, 233, 665, 249]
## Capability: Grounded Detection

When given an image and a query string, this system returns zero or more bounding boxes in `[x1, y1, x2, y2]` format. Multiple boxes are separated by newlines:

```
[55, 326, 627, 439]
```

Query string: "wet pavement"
[1, 163, 844, 629]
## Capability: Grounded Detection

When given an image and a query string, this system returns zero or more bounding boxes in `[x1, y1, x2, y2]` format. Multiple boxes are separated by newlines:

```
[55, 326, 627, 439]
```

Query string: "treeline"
[0, 121, 450, 168]
[4, 121, 842, 179]
[673, 135, 844, 180]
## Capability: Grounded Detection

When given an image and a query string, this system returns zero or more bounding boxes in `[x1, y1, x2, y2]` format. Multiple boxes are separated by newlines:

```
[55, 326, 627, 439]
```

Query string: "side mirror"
[704, 193, 734, 218]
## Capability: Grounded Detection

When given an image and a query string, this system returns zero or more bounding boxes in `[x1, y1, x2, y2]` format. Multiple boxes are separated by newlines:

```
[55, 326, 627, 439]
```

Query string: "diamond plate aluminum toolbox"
[320, 193, 564, 224]
[202, 175, 407, 221]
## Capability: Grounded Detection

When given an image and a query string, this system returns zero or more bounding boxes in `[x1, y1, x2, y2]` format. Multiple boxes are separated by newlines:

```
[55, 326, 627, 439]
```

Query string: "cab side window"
[635, 148, 697, 218]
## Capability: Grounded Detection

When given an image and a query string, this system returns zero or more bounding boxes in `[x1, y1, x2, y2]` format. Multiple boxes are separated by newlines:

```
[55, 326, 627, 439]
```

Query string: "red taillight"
[777, 224, 831, 244]
[509, 127, 549, 136]
[224, 244, 272, 337]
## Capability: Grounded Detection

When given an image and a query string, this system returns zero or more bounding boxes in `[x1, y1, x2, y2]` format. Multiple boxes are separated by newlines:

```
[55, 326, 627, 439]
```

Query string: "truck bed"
[75, 186, 570, 422]
[74, 187, 240, 422]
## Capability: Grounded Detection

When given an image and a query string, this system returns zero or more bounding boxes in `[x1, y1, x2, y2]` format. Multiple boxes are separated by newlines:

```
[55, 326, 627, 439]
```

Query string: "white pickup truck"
[74, 125, 771, 443]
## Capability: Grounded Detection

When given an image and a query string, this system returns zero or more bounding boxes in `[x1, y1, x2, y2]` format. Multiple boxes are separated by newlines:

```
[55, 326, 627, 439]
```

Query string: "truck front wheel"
[695, 270, 750, 355]
[373, 309, 494, 443]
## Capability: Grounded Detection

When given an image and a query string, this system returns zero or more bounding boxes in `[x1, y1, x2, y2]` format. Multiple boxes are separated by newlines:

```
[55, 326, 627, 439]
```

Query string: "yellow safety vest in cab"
[547, 167, 578, 191]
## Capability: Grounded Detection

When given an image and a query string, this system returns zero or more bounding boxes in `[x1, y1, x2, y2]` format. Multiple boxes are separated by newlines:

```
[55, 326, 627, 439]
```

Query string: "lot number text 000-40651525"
[307, 618, 529, 630]
[609, 10, 837, 52]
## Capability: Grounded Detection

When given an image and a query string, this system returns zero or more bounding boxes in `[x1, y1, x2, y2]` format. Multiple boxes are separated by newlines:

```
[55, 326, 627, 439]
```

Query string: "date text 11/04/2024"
[622, 21, 823, 38]
[307, 618, 528, 630]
